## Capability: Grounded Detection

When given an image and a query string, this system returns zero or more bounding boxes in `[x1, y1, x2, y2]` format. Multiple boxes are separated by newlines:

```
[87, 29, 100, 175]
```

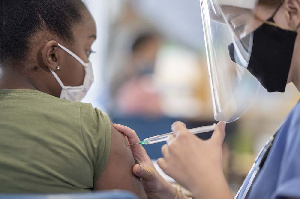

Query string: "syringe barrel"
[144, 124, 216, 145]
[189, 124, 216, 134]
[146, 133, 172, 144]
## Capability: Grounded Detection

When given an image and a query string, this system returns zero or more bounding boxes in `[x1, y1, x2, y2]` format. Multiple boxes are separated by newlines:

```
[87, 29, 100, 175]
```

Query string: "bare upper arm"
[94, 123, 147, 198]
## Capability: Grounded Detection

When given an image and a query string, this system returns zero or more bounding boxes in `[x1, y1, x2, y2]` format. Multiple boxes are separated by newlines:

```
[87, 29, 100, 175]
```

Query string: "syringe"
[134, 124, 217, 145]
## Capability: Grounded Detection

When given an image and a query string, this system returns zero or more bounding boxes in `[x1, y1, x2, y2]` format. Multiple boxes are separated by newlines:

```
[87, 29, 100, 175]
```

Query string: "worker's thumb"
[133, 164, 155, 181]
[211, 121, 226, 145]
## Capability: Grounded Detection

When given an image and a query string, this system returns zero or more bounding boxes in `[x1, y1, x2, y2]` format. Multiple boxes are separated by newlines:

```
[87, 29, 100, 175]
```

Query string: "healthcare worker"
[115, 0, 300, 198]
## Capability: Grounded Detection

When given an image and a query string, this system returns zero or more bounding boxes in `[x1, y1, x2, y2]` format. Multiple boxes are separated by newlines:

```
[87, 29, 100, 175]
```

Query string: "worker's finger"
[166, 134, 175, 145]
[157, 158, 168, 171]
[161, 144, 169, 156]
[171, 121, 187, 137]
[113, 124, 140, 144]
[132, 164, 155, 181]
[211, 121, 226, 145]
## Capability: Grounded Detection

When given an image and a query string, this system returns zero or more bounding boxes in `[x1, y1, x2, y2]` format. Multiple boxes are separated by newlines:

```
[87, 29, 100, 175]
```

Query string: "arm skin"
[93, 123, 147, 199]
[113, 124, 185, 199]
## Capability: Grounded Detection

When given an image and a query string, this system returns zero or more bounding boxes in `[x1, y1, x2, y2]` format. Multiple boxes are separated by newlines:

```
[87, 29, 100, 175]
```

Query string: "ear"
[42, 40, 59, 71]
[283, 0, 300, 30]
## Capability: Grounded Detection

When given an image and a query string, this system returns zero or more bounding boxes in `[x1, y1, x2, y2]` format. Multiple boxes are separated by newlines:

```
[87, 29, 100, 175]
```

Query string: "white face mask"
[50, 43, 94, 102]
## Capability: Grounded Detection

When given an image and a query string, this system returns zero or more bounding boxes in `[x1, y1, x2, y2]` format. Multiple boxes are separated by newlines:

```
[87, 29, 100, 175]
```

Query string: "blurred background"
[82, 0, 299, 195]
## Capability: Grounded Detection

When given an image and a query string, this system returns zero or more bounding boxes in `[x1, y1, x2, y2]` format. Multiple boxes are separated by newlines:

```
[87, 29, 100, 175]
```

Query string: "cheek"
[59, 58, 85, 86]
[288, 36, 300, 82]
[291, 36, 300, 64]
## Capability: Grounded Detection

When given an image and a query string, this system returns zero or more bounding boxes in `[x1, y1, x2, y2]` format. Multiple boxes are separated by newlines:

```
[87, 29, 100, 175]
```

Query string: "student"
[0, 1, 146, 197]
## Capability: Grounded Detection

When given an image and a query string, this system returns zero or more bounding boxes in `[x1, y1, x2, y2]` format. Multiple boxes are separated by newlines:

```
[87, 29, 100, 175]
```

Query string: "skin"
[113, 124, 180, 199]
[159, 122, 233, 199]
[117, 0, 300, 199]
[286, 0, 300, 89]
[94, 124, 147, 198]
[115, 122, 232, 199]
[224, 0, 300, 91]
[0, 7, 147, 198]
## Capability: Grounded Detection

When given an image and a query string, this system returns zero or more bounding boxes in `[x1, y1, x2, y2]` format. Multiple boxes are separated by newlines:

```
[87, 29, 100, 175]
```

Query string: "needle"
[130, 124, 216, 146]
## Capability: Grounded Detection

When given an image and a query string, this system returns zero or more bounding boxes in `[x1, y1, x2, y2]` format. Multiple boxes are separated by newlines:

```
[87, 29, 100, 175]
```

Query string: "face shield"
[199, 0, 293, 123]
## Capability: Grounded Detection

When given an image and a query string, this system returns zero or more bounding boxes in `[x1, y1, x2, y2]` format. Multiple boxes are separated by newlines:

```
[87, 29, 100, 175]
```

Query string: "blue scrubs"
[236, 101, 300, 199]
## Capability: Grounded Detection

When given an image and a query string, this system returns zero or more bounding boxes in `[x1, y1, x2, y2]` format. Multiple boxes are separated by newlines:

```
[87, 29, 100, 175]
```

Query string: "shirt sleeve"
[79, 103, 111, 182]
[274, 109, 300, 199]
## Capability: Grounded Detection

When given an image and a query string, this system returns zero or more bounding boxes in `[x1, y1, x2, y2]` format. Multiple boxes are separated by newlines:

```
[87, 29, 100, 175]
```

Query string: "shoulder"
[270, 101, 300, 198]
[275, 101, 300, 139]
[79, 103, 111, 131]
[79, 103, 112, 178]
[79, 102, 111, 152]
[282, 101, 300, 144]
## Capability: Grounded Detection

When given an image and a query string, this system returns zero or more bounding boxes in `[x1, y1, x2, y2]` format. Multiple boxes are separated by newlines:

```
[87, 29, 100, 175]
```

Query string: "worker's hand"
[157, 121, 233, 199]
[113, 124, 176, 199]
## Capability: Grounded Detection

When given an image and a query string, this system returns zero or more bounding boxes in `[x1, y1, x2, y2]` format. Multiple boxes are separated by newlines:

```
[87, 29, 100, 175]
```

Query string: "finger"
[113, 124, 153, 164]
[157, 158, 170, 175]
[166, 134, 175, 146]
[157, 158, 167, 171]
[132, 164, 155, 181]
[211, 121, 226, 145]
[161, 144, 169, 157]
[171, 121, 188, 137]
[113, 124, 140, 144]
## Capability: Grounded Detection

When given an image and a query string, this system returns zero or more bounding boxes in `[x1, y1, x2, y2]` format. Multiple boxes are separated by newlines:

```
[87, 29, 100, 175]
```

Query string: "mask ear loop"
[270, 2, 283, 20]
[50, 69, 67, 89]
[58, 43, 89, 67]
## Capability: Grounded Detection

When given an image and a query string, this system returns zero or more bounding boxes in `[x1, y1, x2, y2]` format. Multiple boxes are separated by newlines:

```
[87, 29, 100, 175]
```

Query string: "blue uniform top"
[236, 101, 300, 199]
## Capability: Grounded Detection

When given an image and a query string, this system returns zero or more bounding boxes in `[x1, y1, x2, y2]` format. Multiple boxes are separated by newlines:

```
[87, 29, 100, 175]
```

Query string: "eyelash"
[87, 50, 96, 57]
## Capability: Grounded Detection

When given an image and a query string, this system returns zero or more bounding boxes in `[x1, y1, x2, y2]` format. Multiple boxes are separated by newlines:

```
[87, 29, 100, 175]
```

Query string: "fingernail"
[218, 121, 226, 129]
[137, 164, 142, 174]
[171, 121, 178, 128]
[171, 122, 178, 131]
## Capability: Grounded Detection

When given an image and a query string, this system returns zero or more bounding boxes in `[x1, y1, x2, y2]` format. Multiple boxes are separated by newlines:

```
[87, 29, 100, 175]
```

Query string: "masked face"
[50, 43, 94, 102]
[228, 16, 297, 92]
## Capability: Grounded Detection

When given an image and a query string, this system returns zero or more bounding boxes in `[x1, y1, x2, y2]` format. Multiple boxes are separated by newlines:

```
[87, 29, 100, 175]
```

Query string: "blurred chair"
[0, 190, 137, 199]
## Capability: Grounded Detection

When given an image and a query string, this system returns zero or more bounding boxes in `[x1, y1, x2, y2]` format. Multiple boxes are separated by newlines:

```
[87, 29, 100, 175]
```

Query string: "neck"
[287, 30, 300, 93]
[288, 63, 300, 92]
[0, 67, 38, 90]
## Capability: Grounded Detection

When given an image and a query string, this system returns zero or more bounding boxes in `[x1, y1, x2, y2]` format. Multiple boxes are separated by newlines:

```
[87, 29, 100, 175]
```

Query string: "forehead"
[72, 10, 97, 43]
[221, 4, 275, 20]
[220, 5, 277, 36]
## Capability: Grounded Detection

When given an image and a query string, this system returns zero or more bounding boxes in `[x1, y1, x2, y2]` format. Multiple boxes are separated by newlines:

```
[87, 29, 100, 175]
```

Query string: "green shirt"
[0, 89, 111, 193]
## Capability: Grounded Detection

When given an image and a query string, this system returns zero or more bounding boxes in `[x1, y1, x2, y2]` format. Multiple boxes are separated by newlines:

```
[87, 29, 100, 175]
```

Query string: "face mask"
[228, 18, 297, 92]
[50, 43, 94, 101]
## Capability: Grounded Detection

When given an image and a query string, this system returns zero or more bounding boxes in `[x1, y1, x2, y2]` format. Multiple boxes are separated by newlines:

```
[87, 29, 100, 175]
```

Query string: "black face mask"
[228, 18, 297, 92]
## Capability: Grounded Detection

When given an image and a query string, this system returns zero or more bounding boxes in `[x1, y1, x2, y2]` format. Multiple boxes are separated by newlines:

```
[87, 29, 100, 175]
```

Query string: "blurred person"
[114, 0, 300, 198]
[110, 33, 163, 117]
[0, 1, 147, 197]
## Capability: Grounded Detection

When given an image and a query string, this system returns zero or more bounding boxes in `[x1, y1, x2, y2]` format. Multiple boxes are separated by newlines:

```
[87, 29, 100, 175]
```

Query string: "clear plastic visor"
[199, 0, 262, 123]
